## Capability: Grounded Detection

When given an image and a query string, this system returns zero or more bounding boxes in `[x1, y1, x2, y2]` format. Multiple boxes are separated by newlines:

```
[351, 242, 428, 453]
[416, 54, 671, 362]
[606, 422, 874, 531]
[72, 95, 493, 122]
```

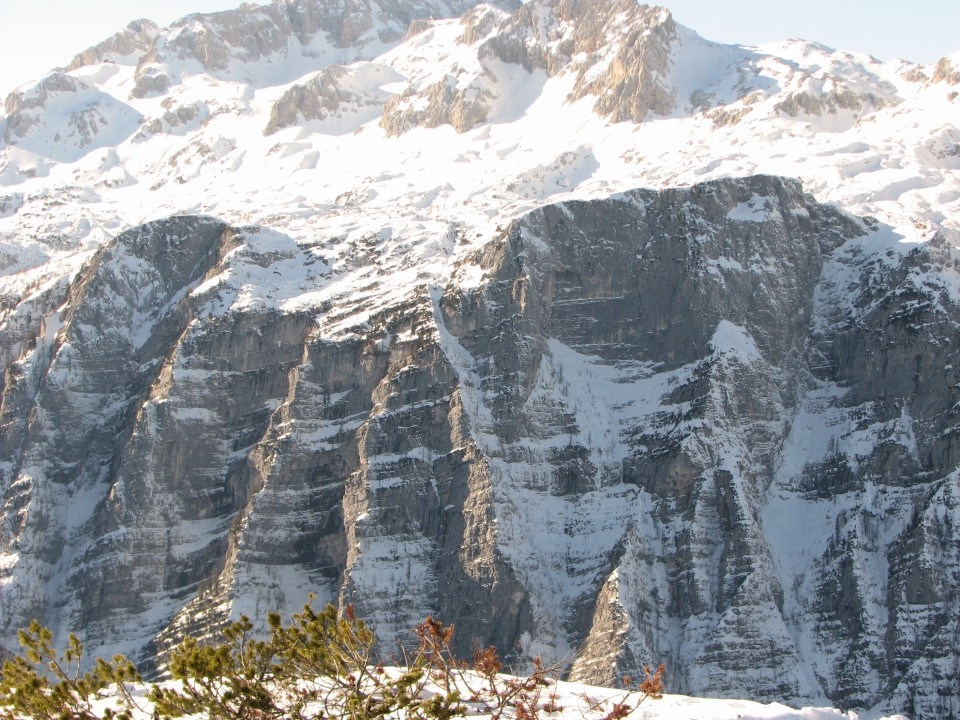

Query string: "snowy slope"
[86, 676, 911, 720]
[0, 0, 956, 300]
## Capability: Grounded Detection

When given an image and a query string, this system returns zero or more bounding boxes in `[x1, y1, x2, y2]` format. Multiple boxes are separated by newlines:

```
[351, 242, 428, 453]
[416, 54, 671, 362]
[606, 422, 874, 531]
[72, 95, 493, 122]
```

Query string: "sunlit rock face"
[381, 1, 680, 135]
[2, 175, 958, 719]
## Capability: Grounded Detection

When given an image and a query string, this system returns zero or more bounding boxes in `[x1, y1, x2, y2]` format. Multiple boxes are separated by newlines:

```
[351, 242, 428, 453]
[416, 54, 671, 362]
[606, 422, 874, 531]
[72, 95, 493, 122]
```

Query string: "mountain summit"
[1, 2, 958, 718]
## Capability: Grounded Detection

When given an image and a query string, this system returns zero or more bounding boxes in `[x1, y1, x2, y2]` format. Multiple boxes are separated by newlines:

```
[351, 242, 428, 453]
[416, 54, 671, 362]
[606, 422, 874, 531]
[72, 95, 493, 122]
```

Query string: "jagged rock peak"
[484, 0, 679, 119]
[64, 19, 160, 71]
[379, 0, 913, 136]
[379, 0, 679, 136]
[130, 0, 521, 98]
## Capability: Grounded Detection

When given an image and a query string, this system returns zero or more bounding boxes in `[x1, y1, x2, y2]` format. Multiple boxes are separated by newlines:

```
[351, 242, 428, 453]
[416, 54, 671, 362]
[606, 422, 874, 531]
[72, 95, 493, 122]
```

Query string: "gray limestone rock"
[380, 74, 496, 136]
[383, 0, 681, 136]
[3, 73, 143, 161]
[382, 0, 685, 137]
[932, 57, 960, 85]
[265, 64, 392, 135]
[4, 74, 87, 141]
[65, 19, 160, 71]
[139, 100, 210, 139]
[1, 177, 959, 718]
[774, 87, 888, 117]
[131, 0, 520, 98]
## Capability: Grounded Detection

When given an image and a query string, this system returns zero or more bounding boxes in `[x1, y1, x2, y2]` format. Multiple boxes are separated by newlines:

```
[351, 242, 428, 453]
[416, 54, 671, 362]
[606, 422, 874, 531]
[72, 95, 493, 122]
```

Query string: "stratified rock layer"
[2, 177, 959, 719]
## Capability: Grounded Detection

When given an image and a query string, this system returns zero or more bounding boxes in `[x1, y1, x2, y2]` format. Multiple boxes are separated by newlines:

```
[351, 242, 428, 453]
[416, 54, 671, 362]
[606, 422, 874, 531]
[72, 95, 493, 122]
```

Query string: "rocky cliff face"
[264, 63, 397, 135]
[65, 20, 160, 72]
[380, 0, 679, 135]
[2, 176, 958, 718]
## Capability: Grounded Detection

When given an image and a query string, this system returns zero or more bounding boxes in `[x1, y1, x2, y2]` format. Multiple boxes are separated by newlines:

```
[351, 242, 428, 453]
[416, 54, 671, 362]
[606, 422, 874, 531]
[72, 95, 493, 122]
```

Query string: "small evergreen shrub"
[150, 601, 456, 720]
[0, 620, 142, 720]
[1, 602, 664, 720]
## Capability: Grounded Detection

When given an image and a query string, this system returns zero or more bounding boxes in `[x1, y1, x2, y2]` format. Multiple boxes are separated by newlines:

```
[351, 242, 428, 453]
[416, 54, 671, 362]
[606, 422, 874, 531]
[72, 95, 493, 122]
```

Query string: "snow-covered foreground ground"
[86, 674, 909, 720]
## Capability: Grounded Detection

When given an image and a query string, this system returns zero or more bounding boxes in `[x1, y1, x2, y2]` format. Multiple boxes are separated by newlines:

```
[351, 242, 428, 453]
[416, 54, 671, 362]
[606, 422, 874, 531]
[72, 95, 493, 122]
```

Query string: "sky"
[1, 0, 959, 99]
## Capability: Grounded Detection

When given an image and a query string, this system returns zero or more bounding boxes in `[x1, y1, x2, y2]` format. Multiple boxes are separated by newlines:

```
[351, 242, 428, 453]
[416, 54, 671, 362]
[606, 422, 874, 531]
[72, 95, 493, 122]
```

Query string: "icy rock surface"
[1, 177, 958, 720]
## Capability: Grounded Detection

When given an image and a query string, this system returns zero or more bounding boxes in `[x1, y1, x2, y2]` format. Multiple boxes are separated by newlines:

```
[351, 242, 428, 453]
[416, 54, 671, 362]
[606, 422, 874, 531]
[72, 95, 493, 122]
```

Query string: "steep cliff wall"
[2, 176, 958, 716]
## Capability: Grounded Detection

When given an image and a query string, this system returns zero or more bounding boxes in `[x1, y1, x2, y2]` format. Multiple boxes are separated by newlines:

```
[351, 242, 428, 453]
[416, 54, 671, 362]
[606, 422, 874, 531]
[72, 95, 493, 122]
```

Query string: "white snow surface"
[90, 673, 909, 720]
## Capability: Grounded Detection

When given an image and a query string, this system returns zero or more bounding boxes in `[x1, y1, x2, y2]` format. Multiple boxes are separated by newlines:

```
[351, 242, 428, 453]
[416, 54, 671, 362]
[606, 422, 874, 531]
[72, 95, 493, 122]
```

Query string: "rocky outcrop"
[382, 0, 679, 136]
[932, 57, 960, 85]
[138, 100, 210, 139]
[3, 73, 142, 161]
[561, 1, 678, 121]
[474, 0, 678, 108]
[2, 177, 958, 717]
[380, 74, 495, 135]
[378, 4, 514, 137]
[131, 0, 520, 98]
[265, 64, 394, 135]
[4, 73, 90, 141]
[774, 86, 889, 118]
[0, 193, 23, 219]
[65, 19, 160, 70]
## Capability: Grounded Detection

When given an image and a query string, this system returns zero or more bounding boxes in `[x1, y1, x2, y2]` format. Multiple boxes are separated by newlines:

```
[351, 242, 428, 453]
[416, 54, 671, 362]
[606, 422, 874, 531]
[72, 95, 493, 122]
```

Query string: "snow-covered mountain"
[1, 1, 959, 718]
